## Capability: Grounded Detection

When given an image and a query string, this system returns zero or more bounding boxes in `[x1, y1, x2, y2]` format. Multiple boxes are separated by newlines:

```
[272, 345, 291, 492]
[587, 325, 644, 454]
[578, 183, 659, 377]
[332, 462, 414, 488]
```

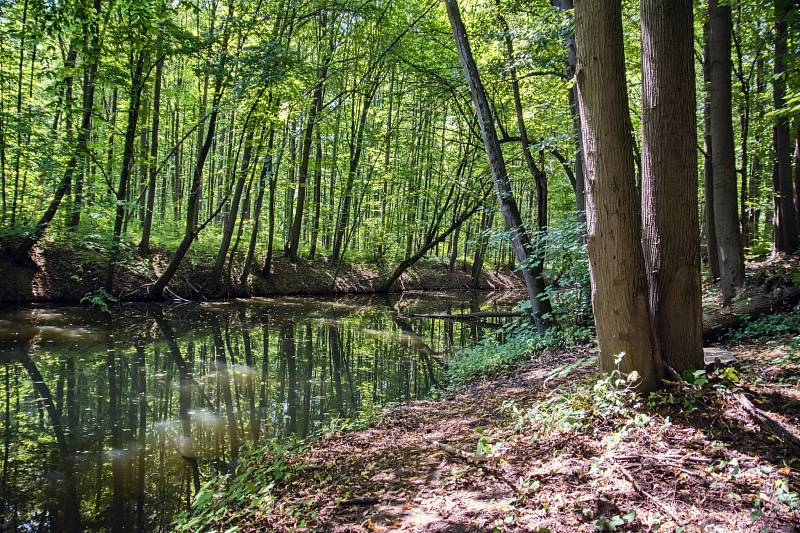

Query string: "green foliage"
[173, 439, 302, 531]
[80, 288, 117, 313]
[722, 305, 800, 342]
[444, 319, 591, 386]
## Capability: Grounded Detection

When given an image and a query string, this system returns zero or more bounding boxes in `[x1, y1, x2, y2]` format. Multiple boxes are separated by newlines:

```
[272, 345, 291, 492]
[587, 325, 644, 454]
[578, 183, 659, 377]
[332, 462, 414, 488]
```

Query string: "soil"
[0, 239, 520, 305]
[234, 339, 800, 532]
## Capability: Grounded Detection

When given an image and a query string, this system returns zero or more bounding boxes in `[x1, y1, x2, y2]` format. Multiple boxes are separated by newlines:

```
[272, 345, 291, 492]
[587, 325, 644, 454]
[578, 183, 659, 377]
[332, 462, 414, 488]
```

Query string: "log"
[702, 286, 800, 340]
[401, 311, 524, 320]
[732, 392, 800, 456]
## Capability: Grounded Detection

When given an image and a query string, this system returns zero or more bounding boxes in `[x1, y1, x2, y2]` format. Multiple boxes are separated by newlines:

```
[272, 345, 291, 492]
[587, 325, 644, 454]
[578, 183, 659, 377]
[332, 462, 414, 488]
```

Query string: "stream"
[0, 290, 518, 531]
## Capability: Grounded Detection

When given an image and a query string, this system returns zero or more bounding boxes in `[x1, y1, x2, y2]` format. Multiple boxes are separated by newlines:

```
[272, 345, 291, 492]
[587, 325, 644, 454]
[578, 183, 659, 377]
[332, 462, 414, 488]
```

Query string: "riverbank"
[0, 239, 520, 305]
[177, 307, 800, 532]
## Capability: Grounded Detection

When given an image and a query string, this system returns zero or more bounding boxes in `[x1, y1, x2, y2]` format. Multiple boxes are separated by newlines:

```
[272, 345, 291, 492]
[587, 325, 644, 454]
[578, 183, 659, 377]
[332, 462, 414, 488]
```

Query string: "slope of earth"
[0, 238, 520, 304]
[186, 320, 800, 532]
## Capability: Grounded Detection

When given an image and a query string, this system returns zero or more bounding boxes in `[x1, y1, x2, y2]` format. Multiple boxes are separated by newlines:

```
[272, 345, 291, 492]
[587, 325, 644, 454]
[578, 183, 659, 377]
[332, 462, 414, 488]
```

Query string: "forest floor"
[204, 316, 800, 532]
[0, 237, 519, 305]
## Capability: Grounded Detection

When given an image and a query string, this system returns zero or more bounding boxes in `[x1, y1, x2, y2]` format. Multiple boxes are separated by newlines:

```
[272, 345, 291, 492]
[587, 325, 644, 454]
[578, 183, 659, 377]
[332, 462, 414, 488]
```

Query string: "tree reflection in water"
[0, 292, 513, 530]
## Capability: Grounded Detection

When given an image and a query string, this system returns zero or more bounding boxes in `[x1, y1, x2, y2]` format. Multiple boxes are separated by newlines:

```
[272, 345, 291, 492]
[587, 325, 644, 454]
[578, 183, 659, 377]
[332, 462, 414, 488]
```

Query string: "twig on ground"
[618, 464, 682, 526]
[431, 439, 520, 495]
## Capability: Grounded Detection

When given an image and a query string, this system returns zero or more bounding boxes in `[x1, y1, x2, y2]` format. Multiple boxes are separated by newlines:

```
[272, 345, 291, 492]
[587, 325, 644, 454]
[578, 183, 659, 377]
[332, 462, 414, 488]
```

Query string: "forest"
[0, 0, 799, 530]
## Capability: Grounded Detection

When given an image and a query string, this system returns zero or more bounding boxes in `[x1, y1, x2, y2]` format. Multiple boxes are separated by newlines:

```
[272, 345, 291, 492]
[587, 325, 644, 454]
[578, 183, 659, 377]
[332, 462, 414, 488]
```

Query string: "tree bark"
[445, 0, 549, 333]
[703, 23, 720, 282]
[772, 0, 798, 253]
[640, 0, 704, 373]
[138, 58, 163, 255]
[709, 0, 745, 305]
[574, 0, 660, 391]
[105, 53, 146, 292]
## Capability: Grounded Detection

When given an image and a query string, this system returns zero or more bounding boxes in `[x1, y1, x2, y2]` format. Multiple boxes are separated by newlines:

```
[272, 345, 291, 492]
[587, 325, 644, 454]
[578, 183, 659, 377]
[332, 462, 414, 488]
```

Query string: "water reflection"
[0, 291, 516, 531]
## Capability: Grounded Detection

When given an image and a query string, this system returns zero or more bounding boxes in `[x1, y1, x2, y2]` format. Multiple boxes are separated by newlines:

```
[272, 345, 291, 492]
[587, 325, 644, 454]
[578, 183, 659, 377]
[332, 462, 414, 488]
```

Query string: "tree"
[772, 0, 798, 253]
[445, 0, 550, 333]
[709, 0, 745, 305]
[574, 0, 660, 391]
[640, 0, 704, 372]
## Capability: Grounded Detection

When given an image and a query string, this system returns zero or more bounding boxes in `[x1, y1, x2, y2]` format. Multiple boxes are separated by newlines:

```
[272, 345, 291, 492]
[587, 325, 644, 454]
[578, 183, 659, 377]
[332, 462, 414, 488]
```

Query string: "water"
[0, 291, 518, 531]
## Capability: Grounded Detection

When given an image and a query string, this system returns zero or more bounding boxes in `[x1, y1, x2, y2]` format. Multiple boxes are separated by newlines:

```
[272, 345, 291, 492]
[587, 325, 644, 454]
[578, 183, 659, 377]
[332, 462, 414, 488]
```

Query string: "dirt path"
[240, 341, 799, 532]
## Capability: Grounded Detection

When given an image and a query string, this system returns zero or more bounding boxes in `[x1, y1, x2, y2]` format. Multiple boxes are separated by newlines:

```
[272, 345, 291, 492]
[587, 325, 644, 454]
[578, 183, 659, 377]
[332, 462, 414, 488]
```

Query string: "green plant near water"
[80, 288, 118, 313]
[445, 319, 591, 386]
[173, 438, 303, 532]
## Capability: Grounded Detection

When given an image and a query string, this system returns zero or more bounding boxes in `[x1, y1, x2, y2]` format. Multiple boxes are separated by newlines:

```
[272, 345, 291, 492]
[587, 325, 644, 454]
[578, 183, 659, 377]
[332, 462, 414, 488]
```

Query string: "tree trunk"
[15, 0, 101, 260]
[703, 23, 720, 282]
[553, 0, 586, 231]
[287, 14, 330, 261]
[104, 53, 146, 292]
[574, 0, 660, 391]
[209, 126, 255, 291]
[709, 0, 745, 305]
[138, 58, 163, 255]
[309, 127, 323, 259]
[640, 0, 704, 373]
[241, 127, 274, 286]
[150, 86, 222, 298]
[445, 0, 549, 333]
[772, 0, 798, 253]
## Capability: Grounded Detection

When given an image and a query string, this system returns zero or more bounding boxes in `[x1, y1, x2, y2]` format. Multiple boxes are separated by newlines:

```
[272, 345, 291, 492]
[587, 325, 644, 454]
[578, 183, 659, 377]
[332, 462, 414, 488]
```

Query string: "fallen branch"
[432, 440, 489, 462]
[703, 286, 800, 340]
[338, 496, 380, 507]
[401, 311, 524, 321]
[431, 440, 520, 495]
[732, 392, 800, 456]
[618, 465, 682, 526]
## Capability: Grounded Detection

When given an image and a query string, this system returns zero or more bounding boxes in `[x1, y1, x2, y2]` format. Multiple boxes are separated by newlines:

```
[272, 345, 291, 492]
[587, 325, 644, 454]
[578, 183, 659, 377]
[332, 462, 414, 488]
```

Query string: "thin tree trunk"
[241, 127, 274, 286]
[105, 53, 146, 292]
[445, 0, 548, 333]
[772, 0, 798, 252]
[574, 0, 660, 391]
[15, 18, 100, 260]
[702, 25, 720, 281]
[139, 58, 164, 255]
[210, 126, 255, 291]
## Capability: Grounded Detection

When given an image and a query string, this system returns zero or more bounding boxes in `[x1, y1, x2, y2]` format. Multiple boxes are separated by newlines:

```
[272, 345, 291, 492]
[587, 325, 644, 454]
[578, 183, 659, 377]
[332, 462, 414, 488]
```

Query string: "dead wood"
[732, 392, 800, 456]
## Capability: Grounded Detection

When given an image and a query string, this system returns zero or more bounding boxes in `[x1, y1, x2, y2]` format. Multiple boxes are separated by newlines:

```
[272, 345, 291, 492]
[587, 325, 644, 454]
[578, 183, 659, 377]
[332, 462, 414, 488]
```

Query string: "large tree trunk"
[640, 0, 704, 373]
[138, 58, 163, 255]
[709, 0, 745, 305]
[445, 0, 549, 333]
[574, 0, 660, 391]
[772, 0, 798, 253]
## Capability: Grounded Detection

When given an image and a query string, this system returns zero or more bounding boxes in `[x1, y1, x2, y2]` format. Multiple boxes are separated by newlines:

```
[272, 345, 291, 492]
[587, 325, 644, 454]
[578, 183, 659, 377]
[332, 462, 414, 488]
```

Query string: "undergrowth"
[445, 318, 592, 387]
[173, 408, 382, 531]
